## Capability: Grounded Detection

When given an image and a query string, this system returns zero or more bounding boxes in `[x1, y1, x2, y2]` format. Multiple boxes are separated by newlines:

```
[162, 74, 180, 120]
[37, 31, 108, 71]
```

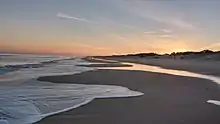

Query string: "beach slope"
[37, 69, 220, 124]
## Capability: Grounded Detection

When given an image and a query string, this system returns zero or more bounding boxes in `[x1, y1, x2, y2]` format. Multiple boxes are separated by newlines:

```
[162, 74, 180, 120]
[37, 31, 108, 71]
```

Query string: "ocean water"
[0, 54, 67, 67]
[0, 54, 143, 124]
[0, 68, 14, 75]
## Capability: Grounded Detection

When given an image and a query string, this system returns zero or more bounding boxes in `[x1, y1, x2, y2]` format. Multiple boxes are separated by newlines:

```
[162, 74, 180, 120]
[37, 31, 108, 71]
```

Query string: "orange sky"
[1, 0, 220, 56]
[0, 36, 203, 56]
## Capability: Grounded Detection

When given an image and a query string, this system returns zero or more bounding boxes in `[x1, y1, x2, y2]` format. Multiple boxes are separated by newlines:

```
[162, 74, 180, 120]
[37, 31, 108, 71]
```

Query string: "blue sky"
[0, 0, 220, 55]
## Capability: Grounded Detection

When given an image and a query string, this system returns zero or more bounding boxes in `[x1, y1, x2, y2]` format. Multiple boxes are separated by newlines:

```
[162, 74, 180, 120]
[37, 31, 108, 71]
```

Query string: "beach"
[2, 1, 220, 124]
[100, 56, 220, 77]
[37, 58, 220, 124]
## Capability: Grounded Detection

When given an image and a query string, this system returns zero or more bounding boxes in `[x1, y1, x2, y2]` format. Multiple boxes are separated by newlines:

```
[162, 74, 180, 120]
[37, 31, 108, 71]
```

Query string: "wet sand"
[77, 63, 132, 67]
[100, 56, 220, 77]
[37, 68, 220, 124]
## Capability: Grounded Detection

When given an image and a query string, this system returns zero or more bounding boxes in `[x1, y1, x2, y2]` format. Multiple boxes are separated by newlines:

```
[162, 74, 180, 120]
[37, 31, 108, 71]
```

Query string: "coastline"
[99, 56, 220, 77]
[36, 58, 220, 124]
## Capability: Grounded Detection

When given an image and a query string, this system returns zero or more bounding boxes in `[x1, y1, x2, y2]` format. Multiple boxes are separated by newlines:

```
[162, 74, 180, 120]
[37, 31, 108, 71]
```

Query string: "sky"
[0, 0, 220, 56]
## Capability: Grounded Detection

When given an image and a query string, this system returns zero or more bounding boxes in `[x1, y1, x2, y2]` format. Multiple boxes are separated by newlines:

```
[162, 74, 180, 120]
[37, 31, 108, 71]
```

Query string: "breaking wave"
[0, 55, 143, 124]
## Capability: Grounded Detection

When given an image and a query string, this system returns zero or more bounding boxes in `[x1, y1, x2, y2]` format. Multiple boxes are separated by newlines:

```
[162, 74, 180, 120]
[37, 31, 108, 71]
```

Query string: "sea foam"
[0, 81, 143, 124]
[207, 100, 220, 106]
[0, 56, 143, 124]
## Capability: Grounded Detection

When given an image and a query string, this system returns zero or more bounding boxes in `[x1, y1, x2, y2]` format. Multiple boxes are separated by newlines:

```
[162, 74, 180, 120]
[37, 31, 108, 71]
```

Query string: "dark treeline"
[170, 50, 220, 56]
[93, 50, 220, 60]
[101, 50, 219, 57]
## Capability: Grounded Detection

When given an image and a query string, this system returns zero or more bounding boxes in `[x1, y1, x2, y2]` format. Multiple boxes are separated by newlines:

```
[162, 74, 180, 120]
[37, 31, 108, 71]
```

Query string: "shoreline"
[37, 66, 220, 124]
[98, 56, 220, 77]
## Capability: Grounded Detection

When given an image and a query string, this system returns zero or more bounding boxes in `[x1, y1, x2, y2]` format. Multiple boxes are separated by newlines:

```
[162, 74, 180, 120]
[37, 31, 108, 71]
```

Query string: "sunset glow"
[1, 0, 220, 56]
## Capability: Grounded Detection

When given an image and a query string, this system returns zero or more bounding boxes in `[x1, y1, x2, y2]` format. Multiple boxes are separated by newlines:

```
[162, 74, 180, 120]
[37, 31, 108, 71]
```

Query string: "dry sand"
[37, 68, 220, 124]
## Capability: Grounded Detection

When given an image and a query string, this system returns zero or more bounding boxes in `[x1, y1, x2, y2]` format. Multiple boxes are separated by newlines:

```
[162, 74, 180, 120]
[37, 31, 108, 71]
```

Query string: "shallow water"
[0, 56, 143, 124]
[101, 62, 220, 84]
[0, 68, 14, 75]
[100, 61, 220, 106]
[0, 80, 142, 124]
[1, 56, 220, 124]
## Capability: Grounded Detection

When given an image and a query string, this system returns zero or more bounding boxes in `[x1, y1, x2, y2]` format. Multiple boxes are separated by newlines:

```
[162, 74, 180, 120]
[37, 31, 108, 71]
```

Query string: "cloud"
[57, 12, 96, 23]
[144, 29, 172, 35]
[96, 16, 141, 31]
[127, 4, 195, 30]
[143, 29, 175, 39]
[57, 12, 175, 39]
[157, 34, 174, 38]
[160, 29, 172, 33]
[106, 34, 128, 41]
[169, 19, 194, 29]
[57, 12, 140, 31]
[76, 43, 110, 51]
[143, 31, 158, 35]
[148, 16, 195, 29]
[204, 42, 220, 50]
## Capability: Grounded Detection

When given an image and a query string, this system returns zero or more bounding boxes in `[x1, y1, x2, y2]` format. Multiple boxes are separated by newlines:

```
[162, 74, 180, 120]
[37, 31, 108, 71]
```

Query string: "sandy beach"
[36, 58, 220, 124]
[100, 56, 220, 77]
[2, 1, 220, 124]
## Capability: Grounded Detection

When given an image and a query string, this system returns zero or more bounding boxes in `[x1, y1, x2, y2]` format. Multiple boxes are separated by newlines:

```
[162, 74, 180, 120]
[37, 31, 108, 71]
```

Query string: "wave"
[0, 80, 143, 124]
[0, 54, 70, 67]
[0, 54, 73, 75]
[0, 55, 143, 124]
[207, 100, 220, 106]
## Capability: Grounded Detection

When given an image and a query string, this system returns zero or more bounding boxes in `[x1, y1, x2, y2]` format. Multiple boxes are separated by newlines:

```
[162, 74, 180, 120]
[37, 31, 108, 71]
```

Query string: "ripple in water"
[0, 58, 143, 124]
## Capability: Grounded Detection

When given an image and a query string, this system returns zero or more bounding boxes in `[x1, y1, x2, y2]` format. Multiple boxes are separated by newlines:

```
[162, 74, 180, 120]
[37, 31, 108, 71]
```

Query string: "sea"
[0, 54, 143, 124]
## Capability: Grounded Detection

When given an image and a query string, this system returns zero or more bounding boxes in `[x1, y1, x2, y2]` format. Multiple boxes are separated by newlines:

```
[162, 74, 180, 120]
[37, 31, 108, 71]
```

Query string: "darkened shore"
[99, 56, 220, 77]
[37, 67, 220, 124]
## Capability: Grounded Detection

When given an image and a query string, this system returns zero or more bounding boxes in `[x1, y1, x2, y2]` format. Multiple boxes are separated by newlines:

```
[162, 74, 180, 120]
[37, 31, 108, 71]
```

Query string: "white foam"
[207, 100, 220, 106]
[0, 58, 92, 82]
[0, 57, 143, 124]
[0, 81, 143, 124]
